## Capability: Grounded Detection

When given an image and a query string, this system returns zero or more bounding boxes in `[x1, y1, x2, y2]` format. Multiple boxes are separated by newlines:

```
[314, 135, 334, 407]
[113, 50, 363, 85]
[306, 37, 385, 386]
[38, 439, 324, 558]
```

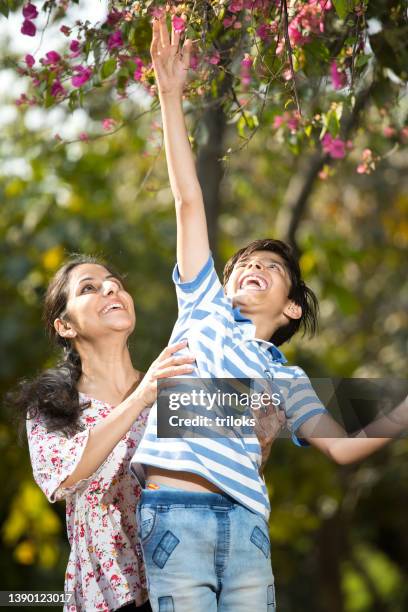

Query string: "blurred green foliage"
[1, 11, 408, 609]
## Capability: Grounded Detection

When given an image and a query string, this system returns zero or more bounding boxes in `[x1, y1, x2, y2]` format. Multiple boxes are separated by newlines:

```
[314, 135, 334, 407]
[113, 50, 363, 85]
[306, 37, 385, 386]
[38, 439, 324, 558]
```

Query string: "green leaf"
[332, 0, 349, 19]
[0, 1, 9, 17]
[101, 58, 117, 79]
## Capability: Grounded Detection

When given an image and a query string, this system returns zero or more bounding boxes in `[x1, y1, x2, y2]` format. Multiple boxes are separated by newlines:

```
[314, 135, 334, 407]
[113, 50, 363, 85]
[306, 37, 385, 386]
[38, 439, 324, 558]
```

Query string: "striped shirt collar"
[232, 306, 288, 364]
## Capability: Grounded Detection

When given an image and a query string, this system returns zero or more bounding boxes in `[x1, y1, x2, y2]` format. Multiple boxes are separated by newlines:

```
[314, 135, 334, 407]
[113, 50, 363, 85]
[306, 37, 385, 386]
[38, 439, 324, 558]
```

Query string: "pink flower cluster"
[172, 16, 186, 33]
[72, 65, 93, 88]
[356, 148, 376, 174]
[321, 133, 351, 159]
[330, 61, 346, 90]
[287, 0, 332, 48]
[273, 111, 300, 132]
[240, 54, 253, 87]
[133, 57, 144, 81]
[21, 2, 38, 37]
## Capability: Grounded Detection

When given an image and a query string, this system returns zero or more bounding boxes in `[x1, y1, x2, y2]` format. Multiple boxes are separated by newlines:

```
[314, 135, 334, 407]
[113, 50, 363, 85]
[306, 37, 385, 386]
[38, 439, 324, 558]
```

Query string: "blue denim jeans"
[137, 488, 276, 612]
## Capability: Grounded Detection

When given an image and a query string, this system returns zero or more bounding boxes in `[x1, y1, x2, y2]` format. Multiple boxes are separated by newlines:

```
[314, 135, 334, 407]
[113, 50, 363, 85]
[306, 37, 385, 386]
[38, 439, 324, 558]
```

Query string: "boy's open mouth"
[238, 274, 269, 291]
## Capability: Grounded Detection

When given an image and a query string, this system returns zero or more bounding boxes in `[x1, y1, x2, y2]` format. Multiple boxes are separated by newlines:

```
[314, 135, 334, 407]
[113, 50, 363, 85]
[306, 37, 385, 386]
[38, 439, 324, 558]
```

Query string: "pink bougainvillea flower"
[21, 19, 36, 37]
[106, 9, 123, 26]
[172, 16, 186, 33]
[190, 54, 199, 70]
[330, 61, 346, 90]
[71, 66, 92, 88]
[108, 30, 124, 50]
[102, 118, 117, 131]
[25, 54, 35, 68]
[209, 51, 221, 65]
[70, 40, 80, 53]
[43, 51, 61, 65]
[256, 24, 271, 41]
[240, 54, 253, 86]
[273, 115, 285, 129]
[223, 16, 236, 27]
[322, 133, 346, 159]
[60, 25, 71, 36]
[51, 78, 66, 97]
[79, 132, 89, 142]
[383, 126, 395, 138]
[151, 7, 165, 19]
[23, 3, 38, 20]
[133, 57, 144, 81]
[229, 0, 244, 13]
[287, 115, 299, 132]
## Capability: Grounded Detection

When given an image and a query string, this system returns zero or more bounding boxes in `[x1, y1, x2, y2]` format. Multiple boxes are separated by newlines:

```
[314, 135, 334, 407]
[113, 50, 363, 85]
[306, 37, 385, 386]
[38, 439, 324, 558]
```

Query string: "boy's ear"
[283, 301, 302, 321]
[54, 318, 77, 339]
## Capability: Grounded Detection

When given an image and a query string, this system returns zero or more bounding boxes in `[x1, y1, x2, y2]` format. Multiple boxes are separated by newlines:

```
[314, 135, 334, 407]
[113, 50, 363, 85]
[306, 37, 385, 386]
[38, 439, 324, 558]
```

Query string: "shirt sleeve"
[172, 254, 228, 319]
[26, 414, 91, 502]
[280, 368, 328, 447]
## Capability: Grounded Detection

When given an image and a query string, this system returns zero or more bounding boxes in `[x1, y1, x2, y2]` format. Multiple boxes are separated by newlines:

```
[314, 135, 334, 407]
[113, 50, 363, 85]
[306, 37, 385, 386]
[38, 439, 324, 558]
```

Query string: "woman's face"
[57, 263, 136, 344]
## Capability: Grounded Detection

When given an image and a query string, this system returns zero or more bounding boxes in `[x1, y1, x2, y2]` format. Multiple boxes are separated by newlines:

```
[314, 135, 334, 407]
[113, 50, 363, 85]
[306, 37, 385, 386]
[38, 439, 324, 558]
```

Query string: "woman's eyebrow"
[77, 274, 119, 284]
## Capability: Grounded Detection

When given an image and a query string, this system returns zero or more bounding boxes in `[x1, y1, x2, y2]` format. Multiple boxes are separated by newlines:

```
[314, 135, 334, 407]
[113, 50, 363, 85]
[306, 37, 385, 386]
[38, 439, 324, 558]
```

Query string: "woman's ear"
[283, 301, 302, 321]
[54, 318, 77, 339]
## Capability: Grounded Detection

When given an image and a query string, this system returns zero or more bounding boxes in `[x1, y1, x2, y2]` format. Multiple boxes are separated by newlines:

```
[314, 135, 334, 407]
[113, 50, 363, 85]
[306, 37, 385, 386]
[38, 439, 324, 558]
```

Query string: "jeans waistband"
[140, 487, 238, 509]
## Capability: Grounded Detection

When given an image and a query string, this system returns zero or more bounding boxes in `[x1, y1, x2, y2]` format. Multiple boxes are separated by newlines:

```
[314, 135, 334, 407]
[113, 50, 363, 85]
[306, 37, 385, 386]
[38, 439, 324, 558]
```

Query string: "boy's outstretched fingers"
[181, 38, 192, 70]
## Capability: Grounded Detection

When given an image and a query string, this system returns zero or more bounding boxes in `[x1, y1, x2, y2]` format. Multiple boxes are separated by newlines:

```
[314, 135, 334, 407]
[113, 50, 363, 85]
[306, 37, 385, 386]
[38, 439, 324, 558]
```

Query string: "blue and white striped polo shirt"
[132, 255, 328, 519]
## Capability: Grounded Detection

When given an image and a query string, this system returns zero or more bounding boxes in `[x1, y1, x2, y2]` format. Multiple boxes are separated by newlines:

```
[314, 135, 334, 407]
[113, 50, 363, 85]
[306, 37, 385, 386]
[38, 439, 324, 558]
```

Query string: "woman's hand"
[150, 15, 192, 98]
[132, 340, 195, 409]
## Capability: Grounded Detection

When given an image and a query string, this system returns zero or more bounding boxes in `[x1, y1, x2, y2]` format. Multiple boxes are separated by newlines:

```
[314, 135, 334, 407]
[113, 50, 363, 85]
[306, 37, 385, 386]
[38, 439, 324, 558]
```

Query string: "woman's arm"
[298, 396, 408, 465]
[151, 16, 210, 282]
[61, 341, 195, 487]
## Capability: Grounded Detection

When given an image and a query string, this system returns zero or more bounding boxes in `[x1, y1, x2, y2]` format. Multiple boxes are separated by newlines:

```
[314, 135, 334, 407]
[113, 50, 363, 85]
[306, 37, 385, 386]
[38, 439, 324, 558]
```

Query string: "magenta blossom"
[229, 0, 244, 13]
[21, 19, 36, 37]
[70, 40, 80, 53]
[133, 57, 144, 81]
[172, 16, 186, 33]
[240, 54, 252, 87]
[322, 133, 346, 159]
[256, 24, 271, 41]
[25, 54, 35, 68]
[71, 66, 92, 88]
[102, 118, 117, 131]
[330, 61, 346, 90]
[106, 9, 123, 26]
[108, 31, 124, 50]
[51, 79, 66, 97]
[273, 115, 285, 129]
[223, 16, 236, 27]
[60, 25, 71, 36]
[79, 132, 89, 142]
[43, 51, 61, 65]
[190, 54, 199, 70]
[23, 3, 38, 20]
[209, 51, 221, 65]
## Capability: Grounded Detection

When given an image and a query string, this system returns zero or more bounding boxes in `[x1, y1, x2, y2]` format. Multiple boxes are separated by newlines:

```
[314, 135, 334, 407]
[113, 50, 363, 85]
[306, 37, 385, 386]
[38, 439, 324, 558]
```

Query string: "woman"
[10, 254, 195, 612]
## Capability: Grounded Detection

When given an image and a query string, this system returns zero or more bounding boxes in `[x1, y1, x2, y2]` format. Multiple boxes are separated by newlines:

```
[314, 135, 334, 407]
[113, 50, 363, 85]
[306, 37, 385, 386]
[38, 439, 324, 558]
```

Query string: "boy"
[131, 17, 407, 612]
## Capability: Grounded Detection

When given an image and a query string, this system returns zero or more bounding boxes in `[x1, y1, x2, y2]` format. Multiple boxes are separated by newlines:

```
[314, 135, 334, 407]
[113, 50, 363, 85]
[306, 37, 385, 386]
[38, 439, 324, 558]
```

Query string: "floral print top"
[26, 393, 150, 612]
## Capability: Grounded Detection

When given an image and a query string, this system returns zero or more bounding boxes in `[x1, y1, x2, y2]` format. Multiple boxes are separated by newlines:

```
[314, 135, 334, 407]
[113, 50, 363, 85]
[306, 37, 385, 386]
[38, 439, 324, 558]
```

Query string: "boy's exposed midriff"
[146, 466, 222, 493]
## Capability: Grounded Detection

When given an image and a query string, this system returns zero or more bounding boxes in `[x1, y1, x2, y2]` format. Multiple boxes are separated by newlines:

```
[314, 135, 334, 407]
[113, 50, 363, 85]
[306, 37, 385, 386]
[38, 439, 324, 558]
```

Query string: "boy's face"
[225, 249, 300, 326]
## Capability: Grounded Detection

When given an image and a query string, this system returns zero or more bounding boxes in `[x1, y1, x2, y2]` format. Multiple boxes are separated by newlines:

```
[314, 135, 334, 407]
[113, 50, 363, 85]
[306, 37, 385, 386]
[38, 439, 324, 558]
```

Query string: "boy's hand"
[252, 403, 286, 471]
[151, 16, 192, 98]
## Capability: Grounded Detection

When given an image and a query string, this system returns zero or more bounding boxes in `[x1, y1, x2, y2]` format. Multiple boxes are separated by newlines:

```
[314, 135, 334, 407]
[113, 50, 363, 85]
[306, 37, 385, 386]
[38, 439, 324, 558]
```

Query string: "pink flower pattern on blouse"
[26, 394, 150, 612]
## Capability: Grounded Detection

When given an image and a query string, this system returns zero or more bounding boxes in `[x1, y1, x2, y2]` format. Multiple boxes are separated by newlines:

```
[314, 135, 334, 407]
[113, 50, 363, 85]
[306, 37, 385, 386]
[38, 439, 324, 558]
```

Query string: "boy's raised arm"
[299, 396, 408, 465]
[151, 16, 210, 282]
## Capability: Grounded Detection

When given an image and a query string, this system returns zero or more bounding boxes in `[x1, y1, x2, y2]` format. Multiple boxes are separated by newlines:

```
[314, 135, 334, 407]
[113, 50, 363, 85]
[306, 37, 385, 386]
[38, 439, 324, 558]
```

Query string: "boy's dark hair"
[223, 239, 319, 347]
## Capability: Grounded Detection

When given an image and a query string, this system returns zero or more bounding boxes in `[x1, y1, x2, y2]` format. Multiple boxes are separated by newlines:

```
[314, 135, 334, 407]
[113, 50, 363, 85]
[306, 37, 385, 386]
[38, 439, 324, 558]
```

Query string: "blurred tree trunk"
[316, 513, 346, 612]
[196, 103, 227, 259]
